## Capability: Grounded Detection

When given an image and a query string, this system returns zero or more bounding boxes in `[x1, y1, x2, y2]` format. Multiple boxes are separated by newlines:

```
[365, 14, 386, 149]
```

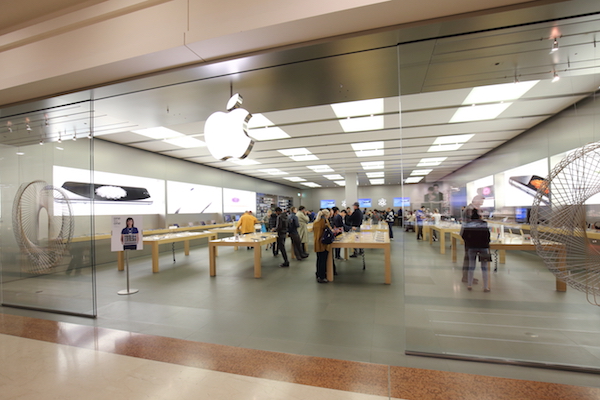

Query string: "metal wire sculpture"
[12, 180, 74, 274]
[530, 142, 600, 306]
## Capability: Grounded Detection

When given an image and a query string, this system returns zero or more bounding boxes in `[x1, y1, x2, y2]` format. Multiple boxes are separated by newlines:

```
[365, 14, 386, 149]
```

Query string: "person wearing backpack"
[385, 207, 395, 240]
[313, 209, 332, 283]
[272, 207, 289, 267]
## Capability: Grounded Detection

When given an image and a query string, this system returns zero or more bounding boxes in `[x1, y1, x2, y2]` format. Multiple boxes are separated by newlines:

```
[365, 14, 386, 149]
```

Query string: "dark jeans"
[387, 221, 394, 239]
[316, 250, 328, 279]
[277, 233, 289, 264]
[416, 223, 423, 239]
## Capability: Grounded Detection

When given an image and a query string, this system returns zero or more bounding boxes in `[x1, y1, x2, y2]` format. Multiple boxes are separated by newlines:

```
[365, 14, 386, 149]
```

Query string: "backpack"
[321, 226, 335, 244]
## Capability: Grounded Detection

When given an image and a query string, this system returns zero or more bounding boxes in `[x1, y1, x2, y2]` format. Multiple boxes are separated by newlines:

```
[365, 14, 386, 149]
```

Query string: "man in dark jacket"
[331, 207, 344, 260]
[349, 202, 364, 257]
[269, 209, 279, 255]
[272, 207, 289, 267]
[461, 208, 490, 291]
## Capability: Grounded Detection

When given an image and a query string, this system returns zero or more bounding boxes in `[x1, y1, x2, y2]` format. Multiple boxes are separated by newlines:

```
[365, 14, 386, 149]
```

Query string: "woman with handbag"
[461, 209, 491, 292]
[313, 209, 332, 283]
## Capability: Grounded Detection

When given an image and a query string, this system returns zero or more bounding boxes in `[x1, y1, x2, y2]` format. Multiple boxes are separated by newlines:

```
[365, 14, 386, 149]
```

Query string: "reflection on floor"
[1, 228, 600, 396]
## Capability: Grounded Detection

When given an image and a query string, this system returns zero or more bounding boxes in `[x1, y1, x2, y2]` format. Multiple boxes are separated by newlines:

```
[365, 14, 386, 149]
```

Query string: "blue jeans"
[467, 248, 489, 289]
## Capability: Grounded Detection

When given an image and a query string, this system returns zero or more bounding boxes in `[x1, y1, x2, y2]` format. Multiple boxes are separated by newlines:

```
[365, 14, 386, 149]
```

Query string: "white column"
[345, 172, 358, 206]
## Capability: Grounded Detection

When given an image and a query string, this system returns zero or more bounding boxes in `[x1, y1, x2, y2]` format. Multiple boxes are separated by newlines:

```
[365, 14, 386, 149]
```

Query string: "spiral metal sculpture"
[530, 142, 600, 306]
[12, 181, 74, 274]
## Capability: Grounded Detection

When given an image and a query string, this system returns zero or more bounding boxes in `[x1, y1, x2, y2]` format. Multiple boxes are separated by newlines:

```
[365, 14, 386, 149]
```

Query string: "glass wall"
[400, 13, 600, 371]
[0, 97, 96, 317]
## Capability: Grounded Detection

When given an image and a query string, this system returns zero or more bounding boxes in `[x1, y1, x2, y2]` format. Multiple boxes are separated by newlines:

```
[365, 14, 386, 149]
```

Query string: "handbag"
[478, 252, 492, 262]
[321, 226, 335, 244]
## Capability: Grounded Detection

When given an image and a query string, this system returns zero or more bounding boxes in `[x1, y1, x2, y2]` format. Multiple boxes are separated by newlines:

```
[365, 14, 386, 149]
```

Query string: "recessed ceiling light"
[301, 182, 322, 188]
[366, 172, 384, 178]
[450, 103, 511, 123]
[405, 177, 424, 183]
[334, 180, 346, 186]
[323, 174, 344, 180]
[417, 157, 446, 167]
[230, 158, 261, 165]
[433, 134, 474, 145]
[369, 179, 385, 185]
[411, 169, 432, 176]
[307, 165, 334, 173]
[278, 148, 319, 162]
[361, 161, 384, 170]
[463, 80, 539, 104]
[132, 126, 183, 139]
[339, 116, 384, 132]
[331, 99, 384, 118]
[163, 136, 206, 148]
[428, 143, 464, 152]
[259, 168, 288, 175]
[248, 126, 290, 140]
[351, 141, 384, 157]
[247, 113, 274, 128]
[16, 152, 24, 155]
[283, 176, 307, 182]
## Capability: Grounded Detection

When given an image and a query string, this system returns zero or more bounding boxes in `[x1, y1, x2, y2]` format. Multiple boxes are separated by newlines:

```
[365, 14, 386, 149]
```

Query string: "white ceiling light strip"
[278, 148, 319, 161]
[307, 165, 334, 173]
[351, 141, 384, 157]
[428, 134, 474, 152]
[331, 99, 385, 132]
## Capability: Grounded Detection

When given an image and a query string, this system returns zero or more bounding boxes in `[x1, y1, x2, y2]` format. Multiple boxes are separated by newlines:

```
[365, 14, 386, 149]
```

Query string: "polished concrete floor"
[1, 227, 600, 397]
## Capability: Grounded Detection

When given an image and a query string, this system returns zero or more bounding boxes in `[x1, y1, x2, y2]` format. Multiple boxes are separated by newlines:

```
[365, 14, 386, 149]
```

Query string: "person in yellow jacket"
[313, 209, 332, 283]
[237, 211, 258, 249]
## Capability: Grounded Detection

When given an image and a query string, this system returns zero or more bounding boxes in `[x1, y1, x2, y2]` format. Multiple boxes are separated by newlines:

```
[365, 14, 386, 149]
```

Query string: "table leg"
[152, 242, 159, 273]
[209, 244, 216, 276]
[118, 251, 124, 271]
[344, 248, 349, 260]
[499, 250, 506, 264]
[384, 245, 391, 284]
[440, 231, 446, 255]
[326, 249, 334, 282]
[451, 236, 457, 263]
[184, 240, 190, 256]
[556, 247, 567, 292]
[253, 244, 262, 278]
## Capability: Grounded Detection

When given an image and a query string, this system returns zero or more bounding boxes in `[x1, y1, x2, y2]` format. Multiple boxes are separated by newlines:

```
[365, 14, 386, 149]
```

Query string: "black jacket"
[461, 219, 490, 249]
[349, 208, 363, 227]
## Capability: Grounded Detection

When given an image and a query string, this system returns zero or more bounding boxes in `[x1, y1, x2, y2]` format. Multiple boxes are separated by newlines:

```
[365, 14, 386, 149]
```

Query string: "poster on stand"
[111, 215, 143, 251]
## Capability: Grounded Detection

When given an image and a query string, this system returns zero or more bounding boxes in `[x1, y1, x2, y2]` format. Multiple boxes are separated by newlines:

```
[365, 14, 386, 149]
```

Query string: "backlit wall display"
[501, 158, 549, 207]
[466, 175, 494, 208]
[167, 181, 222, 214]
[223, 188, 256, 213]
[393, 197, 410, 207]
[320, 199, 336, 208]
[358, 198, 372, 208]
[53, 166, 165, 216]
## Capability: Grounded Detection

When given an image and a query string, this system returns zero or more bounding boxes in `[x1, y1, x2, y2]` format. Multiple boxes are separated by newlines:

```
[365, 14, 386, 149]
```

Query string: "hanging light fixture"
[552, 71, 560, 83]
[551, 38, 559, 52]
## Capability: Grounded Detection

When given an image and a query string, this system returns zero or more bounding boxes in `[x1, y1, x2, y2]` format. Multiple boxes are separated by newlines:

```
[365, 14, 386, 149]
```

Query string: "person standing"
[296, 206, 310, 254]
[288, 207, 308, 260]
[415, 206, 426, 240]
[237, 210, 259, 249]
[461, 208, 491, 292]
[313, 209, 332, 283]
[431, 208, 441, 242]
[461, 195, 485, 284]
[272, 207, 289, 267]
[349, 202, 364, 257]
[269, 208, 279, 255]
[331, 207, 344, 259]
[385, 207, 395, 240]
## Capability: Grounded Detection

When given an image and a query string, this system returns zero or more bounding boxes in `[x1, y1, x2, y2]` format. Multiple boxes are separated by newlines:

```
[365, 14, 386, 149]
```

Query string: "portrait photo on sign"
[111, 215, 144, 251]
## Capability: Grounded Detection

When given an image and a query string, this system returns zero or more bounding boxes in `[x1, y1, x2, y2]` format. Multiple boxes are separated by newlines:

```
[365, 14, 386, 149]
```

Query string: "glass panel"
[0, 99, 96, 317]
[401, 15, 600, 371]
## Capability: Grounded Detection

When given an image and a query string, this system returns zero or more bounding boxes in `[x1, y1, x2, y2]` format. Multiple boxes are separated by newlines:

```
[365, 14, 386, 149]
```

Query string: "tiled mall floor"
[2, 228, 600, 399]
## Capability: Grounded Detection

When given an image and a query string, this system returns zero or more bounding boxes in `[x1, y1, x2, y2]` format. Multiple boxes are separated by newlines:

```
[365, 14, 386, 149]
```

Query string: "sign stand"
[118, 250, 139, 295]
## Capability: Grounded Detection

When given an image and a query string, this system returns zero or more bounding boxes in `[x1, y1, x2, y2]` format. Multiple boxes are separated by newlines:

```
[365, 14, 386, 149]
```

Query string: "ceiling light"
[307, 165, 334, 173]
[463, 81, 539, 104]
[133, 126, 183, 139]
[351, 141, 384, 157]
[429, 135, 473, 152]
[428, 144, 463, 152]
[16, 152, 24, 155]
[259, 168, 288, 175]
[552, 72, 560, 83]
[278, 148, 319, 162]
[334, 180, 346, 186]
[450, 103, 511, 123]
[551, 38, 559, 52]
[301, 182, 322, 188]
[411, 169, 433, 176]
[405, 177, 424, 183]
[366, 172, 384, 178]
[361, 161, 384, 170]
[163, 136, 206, 148]
[369, 179, 385, 185]
[417, 157, 446, 167]
[339, 115, 384, 132]
[230, 158, 261, 165]
[331, 98, 384, 118]
[247, 113, 274, 128]
[323, 174, 344, 180]
[283, 176, 307, 182]
[248, 126, 290, 141]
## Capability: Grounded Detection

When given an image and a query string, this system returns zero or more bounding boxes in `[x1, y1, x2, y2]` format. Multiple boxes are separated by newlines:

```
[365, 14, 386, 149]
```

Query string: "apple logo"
[204, 93, 254, 161]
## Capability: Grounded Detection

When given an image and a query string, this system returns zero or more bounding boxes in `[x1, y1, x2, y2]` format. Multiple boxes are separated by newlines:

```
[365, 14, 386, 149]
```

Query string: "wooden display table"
[118, 231, 217, 273]
[327, 231, 391, 284]
[429, 224, 462, 254]
[360, 224, 389, 232]
[208, 233, 278, 278]
[450, 232, 566, 292]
